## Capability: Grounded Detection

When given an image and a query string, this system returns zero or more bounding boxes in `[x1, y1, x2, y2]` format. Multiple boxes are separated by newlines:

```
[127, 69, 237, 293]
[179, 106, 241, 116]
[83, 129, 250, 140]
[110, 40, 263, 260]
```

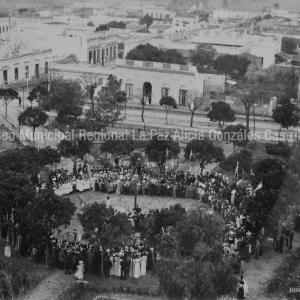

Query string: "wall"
[0, 18, 10, 35]
[0, 49, 51, 85]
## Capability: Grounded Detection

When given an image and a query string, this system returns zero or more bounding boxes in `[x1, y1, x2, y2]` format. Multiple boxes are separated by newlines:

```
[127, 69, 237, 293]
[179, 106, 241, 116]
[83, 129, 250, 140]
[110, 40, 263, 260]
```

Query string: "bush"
[0, 259, 32, 299]
[220, 149, 252, 174]
[265, 142, 291, 158]
[247, 140, 257, 149]
[267, 248, 300, 296]
[56, 54, 79, 64]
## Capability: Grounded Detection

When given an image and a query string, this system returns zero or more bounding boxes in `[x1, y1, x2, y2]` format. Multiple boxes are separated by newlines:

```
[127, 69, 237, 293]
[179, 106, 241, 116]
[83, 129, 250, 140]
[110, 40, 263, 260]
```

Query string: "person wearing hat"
[237, 276, 247, 299]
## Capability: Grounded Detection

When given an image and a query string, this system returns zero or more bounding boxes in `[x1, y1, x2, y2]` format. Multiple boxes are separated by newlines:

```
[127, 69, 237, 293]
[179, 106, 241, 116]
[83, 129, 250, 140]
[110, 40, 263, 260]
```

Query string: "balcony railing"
[126, 60, 134, 66]
[116, 59, 195, 73]
[143, 61, 153, 67]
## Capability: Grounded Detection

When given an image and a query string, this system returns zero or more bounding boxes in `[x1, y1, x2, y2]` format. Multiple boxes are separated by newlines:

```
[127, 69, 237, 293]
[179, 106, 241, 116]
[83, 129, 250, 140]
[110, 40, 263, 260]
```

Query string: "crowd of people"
[47, 163, 231, 201]
[26, 238, 156, 281]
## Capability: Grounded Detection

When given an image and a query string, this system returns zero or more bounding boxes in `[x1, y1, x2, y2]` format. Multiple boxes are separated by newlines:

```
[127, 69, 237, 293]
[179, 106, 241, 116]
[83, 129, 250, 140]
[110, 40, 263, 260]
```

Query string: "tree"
[145, 134, 180, 174]
[0, 88, 19, 118]
[190, 45, 216, 72]
[244, 61, 268, 84]
[273, 3, 279, 10]
[238, 86, 267, 132]
[126, 44, 186, 65]
[140, 204, 186, 245]
[95, 24, 109, 31]
[96, 75, 127, 124]
[42, 76, 84, 112]
[18, 107, 49, 144]
[187, 91, 205, 127]
[139, 14, 153, 29]
[78, 202, 133, 275]
[0, 146, 60, 178]
[207, 101, 236, 131]
[101, 135, 135, 160]
[272, 99, 300, 130]
[0, 170, 36, 213]
[81, 74, 102, 118]
[254, 158, 285, 191]
[56, 105, 82, 127]
[134, 89, 146, 122]
[27, 82, 48, 107]
[20, 188, 76, 245]
[106, 21, 126, 29]
[156, 208, 236, 299]
[57, 139, 91, 167]
[87, 21, 95, 26]
[159, 96, 177, 124]
[213, 55, 250, 79]
[220, 149, 252, 174]
[281, 37, 299, 54]
[184, 139, 225, 164]
[223, 123, 249, 152]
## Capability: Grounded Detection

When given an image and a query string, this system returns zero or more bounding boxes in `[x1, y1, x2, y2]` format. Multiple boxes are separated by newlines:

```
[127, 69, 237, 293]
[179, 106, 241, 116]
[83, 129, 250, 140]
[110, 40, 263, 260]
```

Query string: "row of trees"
[95, 21, 126, 32]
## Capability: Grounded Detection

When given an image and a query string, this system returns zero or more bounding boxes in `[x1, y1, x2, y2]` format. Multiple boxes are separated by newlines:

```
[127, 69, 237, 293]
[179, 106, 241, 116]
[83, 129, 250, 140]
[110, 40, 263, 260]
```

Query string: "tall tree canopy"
[101, 135, 135, 159]
[207, 101, 236, 131]
[27, 82, 48, 106]
[95, 21, 126, 31]
[126, 43, 186, 65]
[20, 188, 76, 245]
[42, 76, 84, 112]
[145, 134, 180, 173]
[272, 99, 300, 130]
[184, 139, 225, 164]
[139, 13, 154, 28]
[190, 45, 216, 72]
[156, 208, 236, 299]
[159, 96, 178, 124]
[213, 55, 250, 79]
[18, 107, 49, 139]
[0, 88, 19, 118]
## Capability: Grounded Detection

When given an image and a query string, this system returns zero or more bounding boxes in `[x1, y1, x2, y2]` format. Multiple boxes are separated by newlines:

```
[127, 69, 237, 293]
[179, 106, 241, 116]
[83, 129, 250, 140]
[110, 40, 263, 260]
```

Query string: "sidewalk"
[125, 103, 273, 122]
[24, 271, 77, 300]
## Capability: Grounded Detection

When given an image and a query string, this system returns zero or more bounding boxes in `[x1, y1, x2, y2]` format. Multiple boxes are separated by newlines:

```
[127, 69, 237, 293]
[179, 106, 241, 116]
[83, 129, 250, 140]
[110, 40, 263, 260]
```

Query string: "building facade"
[0, 18, 10, 35]
[0, 49, 51, 86]
[50, 58, 225, 105]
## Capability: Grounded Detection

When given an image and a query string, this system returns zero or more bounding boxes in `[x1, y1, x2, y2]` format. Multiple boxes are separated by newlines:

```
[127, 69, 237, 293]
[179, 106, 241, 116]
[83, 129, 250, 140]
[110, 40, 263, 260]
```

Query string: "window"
[110, 47, 112, 59]
[25, 66, 29, 78]
[35, 63, 39, 78]
[14, 67, 18, 81]
[125, 83, 133, 99]
[3, 70, 7, 83]
[179, 89, 187, 106]
[113, 46, 116, 58]
[161, 87, 169, 97]
[0, 28, 1, 34]
[6, 26, 8, 31]
[45, 62, 48, 74]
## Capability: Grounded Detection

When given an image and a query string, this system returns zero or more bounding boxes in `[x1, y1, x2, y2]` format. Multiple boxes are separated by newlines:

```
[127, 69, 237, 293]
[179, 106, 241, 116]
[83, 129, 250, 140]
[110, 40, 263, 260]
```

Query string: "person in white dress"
[109, 254, 114, 276]
[106, 196, 111, 207]
[134, 255, 141, 278]
[75, 261, 84, 281]
[140, 253, 147, 276]
[113, 255, 120, 276]
[4, 238, 11, 258]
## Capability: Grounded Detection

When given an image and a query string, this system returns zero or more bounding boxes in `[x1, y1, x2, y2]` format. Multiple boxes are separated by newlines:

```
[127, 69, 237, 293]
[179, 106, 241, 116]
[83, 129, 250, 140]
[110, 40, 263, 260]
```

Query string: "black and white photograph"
[0, 0, 300, 299]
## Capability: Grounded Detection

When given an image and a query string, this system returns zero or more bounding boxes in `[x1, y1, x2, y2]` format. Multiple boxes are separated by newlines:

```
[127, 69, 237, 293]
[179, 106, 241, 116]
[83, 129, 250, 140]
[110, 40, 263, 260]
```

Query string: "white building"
[50, 58, 225, 105]
[0, 48, 51, 86]
[0, 18, 10, 35]
[212, 9, 262, 21]
[142, 8, 176, 20]
[192, 31, 282, 68]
